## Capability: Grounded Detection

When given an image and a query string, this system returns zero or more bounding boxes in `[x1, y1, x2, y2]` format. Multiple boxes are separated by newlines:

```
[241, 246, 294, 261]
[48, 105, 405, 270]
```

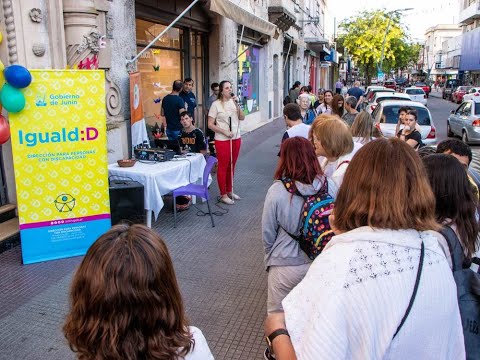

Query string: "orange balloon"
[0, 115, 10, 144]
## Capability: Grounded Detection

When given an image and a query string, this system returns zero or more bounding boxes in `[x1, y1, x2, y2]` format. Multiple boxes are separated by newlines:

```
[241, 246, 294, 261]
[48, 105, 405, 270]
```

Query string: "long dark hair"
[422, 154, 479, 259]
[63, 224, 194, 359]
[331, 94, 344, 117]
[323, 90, 334, 107]
[275, 137, 323, 193]
[218, 80, 231, 100]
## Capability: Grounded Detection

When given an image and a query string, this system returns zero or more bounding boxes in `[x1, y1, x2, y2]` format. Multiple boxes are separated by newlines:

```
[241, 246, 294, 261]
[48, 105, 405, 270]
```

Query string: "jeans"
[166, 129, 181, 141]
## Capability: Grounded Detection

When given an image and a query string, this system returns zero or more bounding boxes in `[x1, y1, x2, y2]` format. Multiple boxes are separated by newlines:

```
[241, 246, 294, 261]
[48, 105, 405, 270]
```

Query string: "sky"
[327, 0, 460, 42]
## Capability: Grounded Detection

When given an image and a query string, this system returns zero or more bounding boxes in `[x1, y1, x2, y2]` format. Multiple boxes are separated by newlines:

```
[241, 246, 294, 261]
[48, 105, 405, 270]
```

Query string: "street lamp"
[378, 8, 413, 73]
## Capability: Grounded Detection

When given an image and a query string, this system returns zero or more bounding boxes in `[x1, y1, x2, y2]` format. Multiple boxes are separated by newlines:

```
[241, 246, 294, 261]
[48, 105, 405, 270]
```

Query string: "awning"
[210, 0, 279, 38]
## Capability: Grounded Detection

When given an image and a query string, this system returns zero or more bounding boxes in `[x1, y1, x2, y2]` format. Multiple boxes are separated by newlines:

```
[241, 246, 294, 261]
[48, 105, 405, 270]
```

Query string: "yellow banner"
[9, 70, 111, 264]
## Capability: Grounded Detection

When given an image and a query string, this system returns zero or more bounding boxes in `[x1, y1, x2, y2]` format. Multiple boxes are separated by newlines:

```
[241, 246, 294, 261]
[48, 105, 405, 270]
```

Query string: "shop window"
[237, 45, 260, 115]
[136, 19, 183, 129]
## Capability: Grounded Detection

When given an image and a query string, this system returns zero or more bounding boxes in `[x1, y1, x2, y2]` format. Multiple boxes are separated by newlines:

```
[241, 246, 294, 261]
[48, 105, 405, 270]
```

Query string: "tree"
[338, 10, 414, 84]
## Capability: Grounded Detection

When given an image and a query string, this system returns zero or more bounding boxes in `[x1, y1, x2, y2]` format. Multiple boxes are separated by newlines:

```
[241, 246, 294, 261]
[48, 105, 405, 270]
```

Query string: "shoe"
[228, 192, 241, 200]
[264, 347, 275, 360]
[220, 196, 235, 205]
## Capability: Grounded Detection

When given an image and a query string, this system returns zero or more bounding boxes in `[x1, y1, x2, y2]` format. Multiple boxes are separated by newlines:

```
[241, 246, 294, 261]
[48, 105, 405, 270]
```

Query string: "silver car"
[447, 98, 480, 144]
[372, 100, 437, 145]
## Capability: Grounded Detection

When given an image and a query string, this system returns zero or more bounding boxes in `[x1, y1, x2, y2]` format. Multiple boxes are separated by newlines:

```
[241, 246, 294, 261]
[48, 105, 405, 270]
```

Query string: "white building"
[423, 24, 462, 81]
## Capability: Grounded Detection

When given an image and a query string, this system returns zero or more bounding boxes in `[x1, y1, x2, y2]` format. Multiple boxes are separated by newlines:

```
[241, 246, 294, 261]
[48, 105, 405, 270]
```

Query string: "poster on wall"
[129, 72, 149, 148]
[9, 70, 111, 264]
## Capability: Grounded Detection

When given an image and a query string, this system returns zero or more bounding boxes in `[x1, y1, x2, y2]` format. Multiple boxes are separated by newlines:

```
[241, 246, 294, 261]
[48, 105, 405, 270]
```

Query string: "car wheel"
[447, 122, 454, 137]
[462, 131, 469, 144]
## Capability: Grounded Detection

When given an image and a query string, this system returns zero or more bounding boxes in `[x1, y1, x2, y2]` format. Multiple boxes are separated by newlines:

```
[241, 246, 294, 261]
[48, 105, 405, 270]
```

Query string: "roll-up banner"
[9, 70, 111, 264]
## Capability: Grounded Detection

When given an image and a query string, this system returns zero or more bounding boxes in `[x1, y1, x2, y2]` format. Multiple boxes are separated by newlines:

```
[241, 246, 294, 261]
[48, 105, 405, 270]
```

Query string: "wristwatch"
[265, 328, 290, 349]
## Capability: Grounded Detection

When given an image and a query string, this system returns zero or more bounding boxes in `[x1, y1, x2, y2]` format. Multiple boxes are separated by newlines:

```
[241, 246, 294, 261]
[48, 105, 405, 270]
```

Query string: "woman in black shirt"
[397, 109, 423, 149]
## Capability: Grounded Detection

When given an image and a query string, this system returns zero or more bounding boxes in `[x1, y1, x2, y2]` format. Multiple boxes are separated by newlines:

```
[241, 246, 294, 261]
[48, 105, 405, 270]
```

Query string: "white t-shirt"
[285, 123, 311, 140]
[208, 99, 241, 141]
[183, 326, 214, 360]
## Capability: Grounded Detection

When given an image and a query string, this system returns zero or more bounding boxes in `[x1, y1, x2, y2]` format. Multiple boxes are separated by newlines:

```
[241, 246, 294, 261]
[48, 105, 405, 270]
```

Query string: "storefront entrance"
[135, 17, 208, 134]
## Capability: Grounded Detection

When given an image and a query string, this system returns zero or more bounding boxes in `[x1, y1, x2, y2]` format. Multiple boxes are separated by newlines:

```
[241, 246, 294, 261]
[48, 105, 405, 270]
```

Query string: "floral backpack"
[281, 178, 335, 260]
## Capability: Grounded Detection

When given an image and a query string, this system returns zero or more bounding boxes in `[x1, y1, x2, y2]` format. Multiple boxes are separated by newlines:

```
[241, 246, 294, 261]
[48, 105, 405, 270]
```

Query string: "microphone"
[230, 92, 238, 103]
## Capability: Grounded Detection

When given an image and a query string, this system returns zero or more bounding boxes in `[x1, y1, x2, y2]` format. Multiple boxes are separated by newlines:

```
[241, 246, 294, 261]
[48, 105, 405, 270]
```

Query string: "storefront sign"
[9, 70, 111, 264]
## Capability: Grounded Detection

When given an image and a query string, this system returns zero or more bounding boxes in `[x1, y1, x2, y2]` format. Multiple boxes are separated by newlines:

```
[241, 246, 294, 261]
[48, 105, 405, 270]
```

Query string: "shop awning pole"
[126, 0, 200, 65]
[283, 38, 292, 71]
[223, 33, 266, 69]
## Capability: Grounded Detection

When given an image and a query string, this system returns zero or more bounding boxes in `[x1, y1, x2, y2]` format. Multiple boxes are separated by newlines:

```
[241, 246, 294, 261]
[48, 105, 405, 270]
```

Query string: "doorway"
[0, 147, 7, 206]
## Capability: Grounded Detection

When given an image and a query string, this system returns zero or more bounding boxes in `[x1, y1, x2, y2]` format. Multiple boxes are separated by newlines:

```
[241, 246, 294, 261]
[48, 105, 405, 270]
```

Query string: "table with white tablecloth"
[108, 154, 206, 227]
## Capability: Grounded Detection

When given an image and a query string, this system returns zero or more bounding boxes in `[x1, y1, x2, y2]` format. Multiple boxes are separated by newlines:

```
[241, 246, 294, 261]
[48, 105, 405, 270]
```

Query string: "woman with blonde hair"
[64, 224, 214, 360]
[264, 138, 465, 360]
[310, 116, 362, 196]
[350, 111, 382, 144]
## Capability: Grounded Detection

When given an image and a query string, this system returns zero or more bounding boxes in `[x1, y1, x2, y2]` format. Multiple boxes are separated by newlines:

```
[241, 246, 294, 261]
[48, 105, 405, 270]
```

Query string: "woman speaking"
[208, 80, 245, 205]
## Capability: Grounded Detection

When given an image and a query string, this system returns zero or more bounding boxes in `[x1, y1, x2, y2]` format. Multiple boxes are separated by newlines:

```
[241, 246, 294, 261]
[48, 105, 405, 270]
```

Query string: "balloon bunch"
[0, 61, 32, 145]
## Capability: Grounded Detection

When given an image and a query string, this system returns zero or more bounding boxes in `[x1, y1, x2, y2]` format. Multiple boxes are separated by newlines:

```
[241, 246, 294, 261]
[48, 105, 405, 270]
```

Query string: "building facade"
[0, 0, 335, 209]
[422, 24, 462, 82]
[458, 0, 480, 85]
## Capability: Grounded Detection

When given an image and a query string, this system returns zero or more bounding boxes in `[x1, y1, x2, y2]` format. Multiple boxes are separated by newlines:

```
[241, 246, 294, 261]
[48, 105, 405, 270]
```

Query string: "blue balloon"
[4, 65, 32, 88]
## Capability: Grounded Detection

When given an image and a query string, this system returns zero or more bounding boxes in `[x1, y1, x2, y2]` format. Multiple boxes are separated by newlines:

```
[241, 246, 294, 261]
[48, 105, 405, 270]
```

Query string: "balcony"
[268, 0, 297, 32]
[459, 0, 480, 25]
[268, 6, 297, 32]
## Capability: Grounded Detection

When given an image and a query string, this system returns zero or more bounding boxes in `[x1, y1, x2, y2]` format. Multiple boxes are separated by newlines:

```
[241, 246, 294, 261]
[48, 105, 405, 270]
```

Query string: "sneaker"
[228, 192, 241, 200]
[220, 196, 235, 205]
[264, 347, 275, 360]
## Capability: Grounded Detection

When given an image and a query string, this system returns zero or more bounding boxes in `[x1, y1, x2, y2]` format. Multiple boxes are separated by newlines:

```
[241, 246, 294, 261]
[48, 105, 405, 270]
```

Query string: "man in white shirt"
[278, 103, 311, 156]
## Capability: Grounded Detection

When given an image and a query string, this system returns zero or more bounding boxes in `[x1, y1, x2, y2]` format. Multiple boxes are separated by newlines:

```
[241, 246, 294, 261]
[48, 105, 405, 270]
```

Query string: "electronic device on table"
[154, 139, 183, 155]
[134, 147, 175, 162]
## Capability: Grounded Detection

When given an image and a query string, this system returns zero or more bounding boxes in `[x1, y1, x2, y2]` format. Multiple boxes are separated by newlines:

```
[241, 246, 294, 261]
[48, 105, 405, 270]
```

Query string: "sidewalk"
[0, 117, 285, 359]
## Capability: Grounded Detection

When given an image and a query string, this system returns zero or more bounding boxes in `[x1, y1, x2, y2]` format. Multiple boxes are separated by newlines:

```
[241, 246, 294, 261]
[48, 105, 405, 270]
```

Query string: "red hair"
[275, 137, 323, 191]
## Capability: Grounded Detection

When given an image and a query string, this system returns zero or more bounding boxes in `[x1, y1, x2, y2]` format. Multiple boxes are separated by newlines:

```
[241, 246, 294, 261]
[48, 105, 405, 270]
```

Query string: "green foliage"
[338, 10, 421, 82]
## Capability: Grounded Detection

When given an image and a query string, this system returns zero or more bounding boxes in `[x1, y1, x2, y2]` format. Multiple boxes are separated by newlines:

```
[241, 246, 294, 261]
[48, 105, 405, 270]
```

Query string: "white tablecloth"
[108, 154, 206, 220]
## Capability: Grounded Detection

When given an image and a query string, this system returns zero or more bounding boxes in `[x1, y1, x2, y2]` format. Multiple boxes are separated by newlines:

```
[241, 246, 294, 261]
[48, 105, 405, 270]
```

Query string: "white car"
[404, 87, 427, 106]
[462, 87, 480, 101]
[371, 100, 437, 145]
[366, 92, 412, 115]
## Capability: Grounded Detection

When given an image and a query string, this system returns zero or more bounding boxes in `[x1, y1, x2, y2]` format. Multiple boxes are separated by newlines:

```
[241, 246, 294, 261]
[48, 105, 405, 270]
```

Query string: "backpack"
[280, 178, 334, 260]
[283, 95, 291, 106]
[439, 226, 480, 359]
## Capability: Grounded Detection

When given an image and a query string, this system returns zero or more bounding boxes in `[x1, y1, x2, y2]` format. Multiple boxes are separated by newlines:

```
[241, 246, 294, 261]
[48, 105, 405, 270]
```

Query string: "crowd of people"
[60, 80, 480, 360]
[262, 81, 480, 360]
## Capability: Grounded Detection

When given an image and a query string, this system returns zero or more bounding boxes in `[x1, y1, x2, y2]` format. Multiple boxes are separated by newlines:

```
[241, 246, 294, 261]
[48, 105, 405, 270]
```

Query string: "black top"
[180, 128, 207, 153]
[397, 129, 423, 148]
[161, 94, 185, 131]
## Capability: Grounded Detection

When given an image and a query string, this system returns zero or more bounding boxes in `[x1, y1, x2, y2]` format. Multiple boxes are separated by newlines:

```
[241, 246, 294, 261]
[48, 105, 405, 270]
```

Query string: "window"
[237, 45, 260, 115]
[136, 19, 183, 129]
[382, 106, 431, 125]
[406, 89, 425, 95]
[474, 103, 480, 115]
[463, 102, 472, 115]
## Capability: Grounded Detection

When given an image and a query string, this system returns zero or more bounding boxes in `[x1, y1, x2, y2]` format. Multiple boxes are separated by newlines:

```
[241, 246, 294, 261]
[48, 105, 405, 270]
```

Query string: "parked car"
[414, 82, 431, 98]
[372, 100, 436, 145]
[462, 87, 480, 102]
[364, 87, 394, 103]
[447, 97, 480, 144]
[442, 79, 460, 100]
[366, 92, 412, 115]
[452, 86, 473, 104]
[404, 87, 427, 106]
[384, 80, 397, 90]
